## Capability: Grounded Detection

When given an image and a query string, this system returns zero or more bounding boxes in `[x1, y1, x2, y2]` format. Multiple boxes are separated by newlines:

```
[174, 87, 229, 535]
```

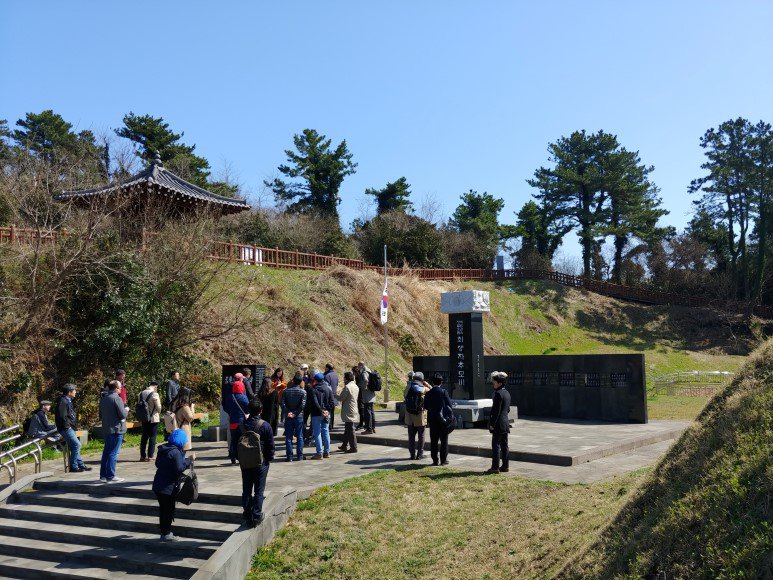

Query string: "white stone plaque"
[441, 290, 491, 314]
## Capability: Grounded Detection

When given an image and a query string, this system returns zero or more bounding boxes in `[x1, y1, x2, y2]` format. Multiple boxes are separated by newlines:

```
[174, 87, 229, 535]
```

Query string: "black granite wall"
[412, 353, 647, 423]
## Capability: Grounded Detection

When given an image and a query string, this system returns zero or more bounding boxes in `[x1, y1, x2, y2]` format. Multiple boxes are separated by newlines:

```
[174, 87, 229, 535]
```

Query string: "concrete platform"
[345, 410, 688, 466]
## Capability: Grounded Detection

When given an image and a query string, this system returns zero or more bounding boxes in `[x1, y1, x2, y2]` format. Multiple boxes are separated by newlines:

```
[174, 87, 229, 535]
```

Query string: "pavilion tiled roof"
[57, 153, 250, 215]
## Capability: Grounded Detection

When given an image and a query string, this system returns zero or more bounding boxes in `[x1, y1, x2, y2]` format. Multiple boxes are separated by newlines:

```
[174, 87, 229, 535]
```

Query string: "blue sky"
[2, 1, 772, 260]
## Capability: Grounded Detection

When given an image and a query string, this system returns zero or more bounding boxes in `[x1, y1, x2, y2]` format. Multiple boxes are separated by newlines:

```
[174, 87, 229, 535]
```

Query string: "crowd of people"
[23, 360, 512, 542]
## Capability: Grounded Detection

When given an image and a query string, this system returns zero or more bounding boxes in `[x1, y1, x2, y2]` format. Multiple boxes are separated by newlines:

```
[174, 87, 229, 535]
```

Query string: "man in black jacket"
[486, 371, 511, 474]
[423, 375, 454, 466]
[309, 373, 334, 459]
[55, 384, 91, 472]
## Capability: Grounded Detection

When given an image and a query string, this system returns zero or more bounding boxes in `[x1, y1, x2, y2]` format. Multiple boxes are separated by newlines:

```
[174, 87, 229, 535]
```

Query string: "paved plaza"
[9, 411, 689, 491]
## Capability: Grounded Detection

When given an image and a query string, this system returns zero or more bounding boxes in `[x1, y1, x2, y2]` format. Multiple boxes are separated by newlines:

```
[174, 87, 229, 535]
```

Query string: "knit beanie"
[169, 429, 188, 449]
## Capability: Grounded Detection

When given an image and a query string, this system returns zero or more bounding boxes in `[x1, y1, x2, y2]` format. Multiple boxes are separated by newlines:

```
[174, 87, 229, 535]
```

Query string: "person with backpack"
[152, 428, 194, 541]
[99, 380, 128, 483]
[237, 398, 275, 527]
[404, 371, 430, 460]
[26, 400, 60, 443]
[356, 362, 377, 434]
[337, 371, 359, 453]
[224, 379, 249, 463]
[423, 374, 454, 466]
[486, 371, 511, 474]
[138, 381, 162, 462]
[281, 373, 307, 461]
[257, 377, 278, 435]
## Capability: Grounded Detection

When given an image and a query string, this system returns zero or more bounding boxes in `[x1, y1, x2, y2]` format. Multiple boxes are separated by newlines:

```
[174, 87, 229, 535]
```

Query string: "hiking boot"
[345, 449, 358, 453]
[499, 467, 510, 473]
[337, 445, 347, 452]
[311, 454, 323, 460]
[485, 468, 501, 475]
[323, 451, 330, 458]
[361, 430, 374, 435]
[81, 465, 93, 471]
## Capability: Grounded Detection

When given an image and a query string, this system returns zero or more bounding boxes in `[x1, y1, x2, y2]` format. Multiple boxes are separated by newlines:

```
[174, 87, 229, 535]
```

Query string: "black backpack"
[368, 370, 382, 392]
[237, 421, 265, 469]
[135, 391, 152, 423]
[404, 386, 424, 415]
[175, 461, 198, 505]
[22, 414, 33, 438]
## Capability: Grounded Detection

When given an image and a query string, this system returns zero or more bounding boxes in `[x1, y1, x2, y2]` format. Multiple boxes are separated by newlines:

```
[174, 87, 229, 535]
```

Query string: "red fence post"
[10, 224, 15, 243]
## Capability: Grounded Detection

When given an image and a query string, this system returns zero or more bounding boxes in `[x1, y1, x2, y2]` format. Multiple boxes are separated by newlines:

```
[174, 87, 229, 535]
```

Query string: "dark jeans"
[156, 491, 176, 535]
[342, 422, 357, 451]
[141, 422, 159, 459]
[241, 463, 270, 520]
[362, 402, 375, 431]
[61, 428, 85, 471]
[429, 422, 449, 464]
[491, 431, 509, 470]
[99, 432, 124, 481]
[357, 390, 364, 427]
[284, 415, 304, 459]
[407, 425, 425, 458]
[229, 427, 240, 461]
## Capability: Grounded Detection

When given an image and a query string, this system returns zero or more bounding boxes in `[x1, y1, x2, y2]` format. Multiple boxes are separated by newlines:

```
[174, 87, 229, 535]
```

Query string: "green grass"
[249, 467, 648, 580]
[646, 395, 710, 421]
[562, 339, 773, 579]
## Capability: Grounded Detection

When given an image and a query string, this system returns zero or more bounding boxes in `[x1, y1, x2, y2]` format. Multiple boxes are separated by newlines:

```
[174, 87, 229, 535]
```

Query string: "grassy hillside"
[561, 340, 773, 579]
[207, 266, 755, 406]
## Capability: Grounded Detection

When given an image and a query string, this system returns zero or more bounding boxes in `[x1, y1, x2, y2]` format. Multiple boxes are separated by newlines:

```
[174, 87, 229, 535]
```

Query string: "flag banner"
[380, 282, 388, 325]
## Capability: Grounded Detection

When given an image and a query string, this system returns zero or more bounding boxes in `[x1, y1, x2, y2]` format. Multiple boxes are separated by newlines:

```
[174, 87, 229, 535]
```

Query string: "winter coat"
[225, 391, 249, 429]
[165, 379, 180, 408]
[139, 388, 162, 424]
[100, 391, 129, 435]
[55, 395, 77, 432]
[152, 442, 191, 496]
[281, 384, 306, 417]
[423, 386, 453, 426]
[28, 409, 57, 439]
[259, 389, 279, 433]
[338, 381, 359, 424]
[357, 366, 375, 404]
[310, 381, 334, 417]
[403, 382, 429, 427]
[173, 402, 195, 451]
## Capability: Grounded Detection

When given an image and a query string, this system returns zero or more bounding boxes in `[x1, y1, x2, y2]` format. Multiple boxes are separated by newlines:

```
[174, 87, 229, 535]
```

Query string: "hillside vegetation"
[208, 266, 758, 402]
[561, 339, 773, 578]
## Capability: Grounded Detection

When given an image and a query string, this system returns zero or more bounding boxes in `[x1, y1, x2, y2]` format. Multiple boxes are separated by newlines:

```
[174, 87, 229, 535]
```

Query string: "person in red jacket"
[115, 368, 128, 406]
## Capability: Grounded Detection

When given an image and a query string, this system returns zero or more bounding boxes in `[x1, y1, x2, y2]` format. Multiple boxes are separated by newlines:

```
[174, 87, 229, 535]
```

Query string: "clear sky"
[2, 1, 772, 260]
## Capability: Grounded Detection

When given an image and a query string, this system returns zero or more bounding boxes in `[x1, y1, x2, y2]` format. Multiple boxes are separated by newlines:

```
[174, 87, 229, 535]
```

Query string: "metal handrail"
[0, 427, 59, 484]
[0, 425, 20, 438]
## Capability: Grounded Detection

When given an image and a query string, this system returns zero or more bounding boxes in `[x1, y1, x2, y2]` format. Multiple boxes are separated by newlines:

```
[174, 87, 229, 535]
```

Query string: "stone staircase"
[0, 479, 254, 579]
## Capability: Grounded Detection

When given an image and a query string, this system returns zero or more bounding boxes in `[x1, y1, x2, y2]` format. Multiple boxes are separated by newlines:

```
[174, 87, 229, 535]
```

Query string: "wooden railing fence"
[2, 225, 771, 318]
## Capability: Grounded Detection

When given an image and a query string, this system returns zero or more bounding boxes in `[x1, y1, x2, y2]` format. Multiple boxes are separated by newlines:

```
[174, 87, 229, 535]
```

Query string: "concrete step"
[0, 553, 161, 579]
[0, 534, 205, 578]
[33, 479, 243, 507]
[15, 491, 243, 524]
[0, 517, 219, 559]
[0, 502, 238, 542]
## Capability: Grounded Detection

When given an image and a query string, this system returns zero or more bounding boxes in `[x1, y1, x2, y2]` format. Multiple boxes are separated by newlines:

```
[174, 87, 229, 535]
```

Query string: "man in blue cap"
[309, 372, 334, 459]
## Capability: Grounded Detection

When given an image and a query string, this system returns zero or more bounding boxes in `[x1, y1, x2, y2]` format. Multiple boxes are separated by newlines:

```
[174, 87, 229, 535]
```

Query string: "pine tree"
[265, 129, 357, 219]
[365, 177, 412, 214]
[448, 190, 508, 268]
[115, 113, 211, 188]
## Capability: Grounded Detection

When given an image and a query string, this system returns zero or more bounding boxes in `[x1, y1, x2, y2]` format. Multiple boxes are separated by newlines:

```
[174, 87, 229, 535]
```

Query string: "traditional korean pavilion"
[56, 152, 249, 217]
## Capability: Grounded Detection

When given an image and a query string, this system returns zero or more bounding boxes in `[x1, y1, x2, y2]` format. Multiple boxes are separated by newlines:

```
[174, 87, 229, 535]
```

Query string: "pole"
[383, 244, 389, 403]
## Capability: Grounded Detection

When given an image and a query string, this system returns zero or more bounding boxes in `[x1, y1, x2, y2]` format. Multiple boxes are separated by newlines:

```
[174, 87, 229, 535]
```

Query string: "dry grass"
[249, 467, 647, 580]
